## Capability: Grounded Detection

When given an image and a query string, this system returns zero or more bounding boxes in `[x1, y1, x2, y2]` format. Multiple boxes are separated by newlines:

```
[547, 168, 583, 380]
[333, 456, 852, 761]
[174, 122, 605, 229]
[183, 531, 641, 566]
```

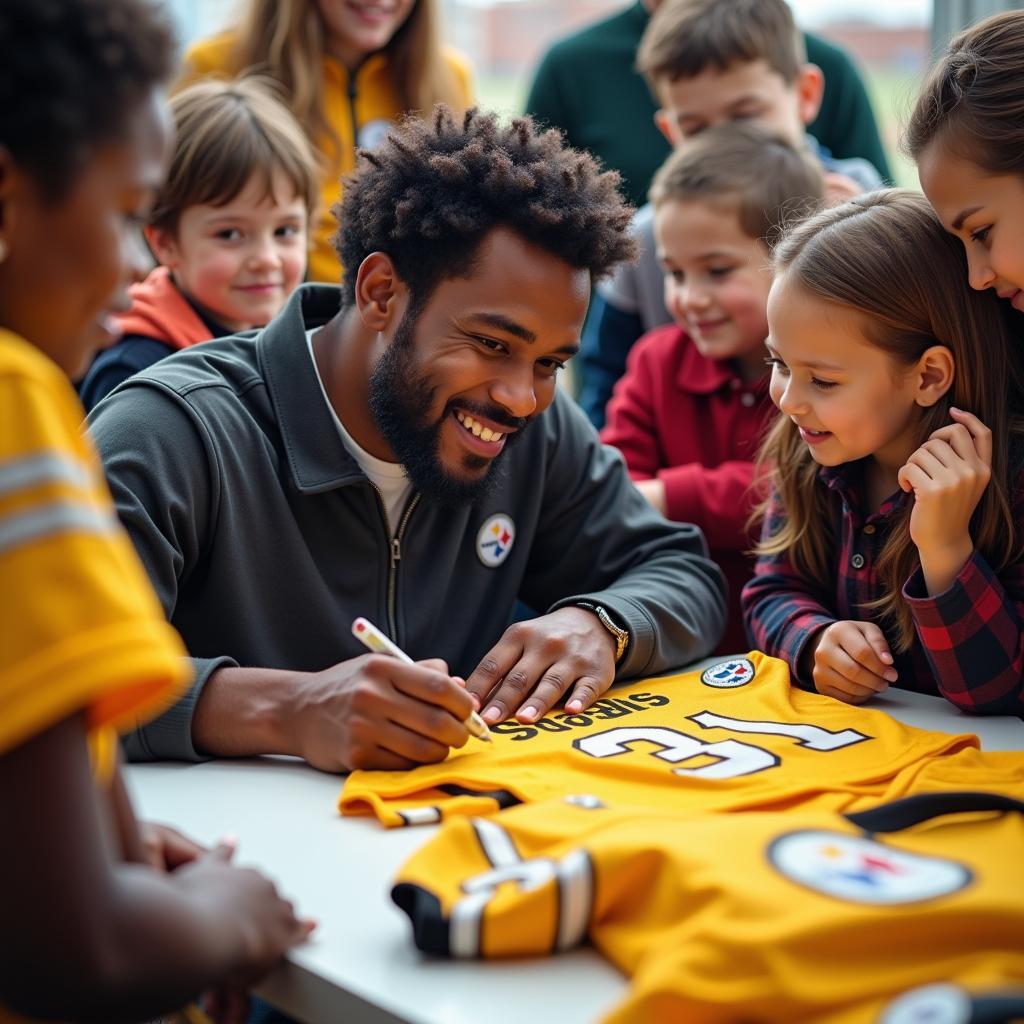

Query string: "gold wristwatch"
[576, 601, 630, 663]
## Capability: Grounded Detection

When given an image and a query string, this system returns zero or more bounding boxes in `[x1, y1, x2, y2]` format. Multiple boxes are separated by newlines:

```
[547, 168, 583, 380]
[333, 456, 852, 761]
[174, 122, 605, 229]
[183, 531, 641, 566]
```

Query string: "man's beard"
[367, 307, 529, 507]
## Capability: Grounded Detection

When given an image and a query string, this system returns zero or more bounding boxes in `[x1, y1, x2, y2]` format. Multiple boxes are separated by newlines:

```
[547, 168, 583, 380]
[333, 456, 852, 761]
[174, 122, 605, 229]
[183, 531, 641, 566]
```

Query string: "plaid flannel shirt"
[741, 460, 1024, 716]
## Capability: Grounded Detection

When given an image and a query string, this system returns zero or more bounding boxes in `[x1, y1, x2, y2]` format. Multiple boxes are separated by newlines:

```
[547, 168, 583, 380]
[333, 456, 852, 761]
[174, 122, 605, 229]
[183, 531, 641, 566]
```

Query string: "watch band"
[575, 601, 630, 663]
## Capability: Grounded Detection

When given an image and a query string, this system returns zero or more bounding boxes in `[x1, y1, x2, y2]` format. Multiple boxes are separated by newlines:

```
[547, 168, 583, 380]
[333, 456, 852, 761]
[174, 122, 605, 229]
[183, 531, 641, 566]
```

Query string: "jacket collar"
[323, 51, 388, 87]
[674, 328, 768, 396]
[257, 283, 366, 493]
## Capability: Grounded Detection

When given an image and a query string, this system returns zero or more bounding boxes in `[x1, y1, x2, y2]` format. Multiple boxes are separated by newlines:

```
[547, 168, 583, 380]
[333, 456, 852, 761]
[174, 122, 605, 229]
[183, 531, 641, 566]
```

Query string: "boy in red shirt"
[601, 123, 822, 651]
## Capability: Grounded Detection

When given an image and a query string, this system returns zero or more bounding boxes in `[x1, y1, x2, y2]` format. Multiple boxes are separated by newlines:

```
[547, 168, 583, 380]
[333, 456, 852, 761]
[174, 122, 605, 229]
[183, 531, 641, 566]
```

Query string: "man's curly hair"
[334, 106, 637, 307]
[0, 0, 176, 199]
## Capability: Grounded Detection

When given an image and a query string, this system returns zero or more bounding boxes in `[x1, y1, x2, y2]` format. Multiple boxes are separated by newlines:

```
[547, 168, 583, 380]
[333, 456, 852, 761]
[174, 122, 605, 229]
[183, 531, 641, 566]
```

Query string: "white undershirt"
[306, 329, 413, 535]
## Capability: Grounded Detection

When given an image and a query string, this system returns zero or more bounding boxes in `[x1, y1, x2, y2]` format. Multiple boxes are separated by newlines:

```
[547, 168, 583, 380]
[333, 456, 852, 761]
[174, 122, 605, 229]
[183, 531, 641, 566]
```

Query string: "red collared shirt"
[601, 323, 774, 653]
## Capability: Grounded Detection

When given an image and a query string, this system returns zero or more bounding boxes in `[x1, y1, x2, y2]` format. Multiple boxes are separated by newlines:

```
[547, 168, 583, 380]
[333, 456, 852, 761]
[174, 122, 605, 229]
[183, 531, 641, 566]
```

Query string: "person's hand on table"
[465, 606, 618, 725]
[803, 620, 898, 704]
[174, 839, 315, 1024]
[138, 821, 207, 872]
[285, 655, 475, 772]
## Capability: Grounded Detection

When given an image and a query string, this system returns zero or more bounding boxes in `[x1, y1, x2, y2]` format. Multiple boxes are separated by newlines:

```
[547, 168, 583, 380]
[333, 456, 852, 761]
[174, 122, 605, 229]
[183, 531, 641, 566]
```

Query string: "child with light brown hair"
[601, 122, 823, 653]
[744, 190, 1024, 716]
[580, 0, 883, 430]
[80, 77, 318, 411]
[181, 0, 473, 283]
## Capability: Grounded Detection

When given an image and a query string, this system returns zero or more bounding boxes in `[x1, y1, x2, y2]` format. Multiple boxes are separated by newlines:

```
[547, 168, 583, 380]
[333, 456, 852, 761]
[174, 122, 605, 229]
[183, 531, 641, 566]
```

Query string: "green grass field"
[865, 69, 925, 188]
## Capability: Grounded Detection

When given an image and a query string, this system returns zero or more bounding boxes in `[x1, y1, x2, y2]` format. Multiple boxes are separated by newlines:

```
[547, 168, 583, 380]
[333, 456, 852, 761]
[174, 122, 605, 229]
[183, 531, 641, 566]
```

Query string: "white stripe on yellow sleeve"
[0, 452, 92, 497]
[0, 501, 117, 554]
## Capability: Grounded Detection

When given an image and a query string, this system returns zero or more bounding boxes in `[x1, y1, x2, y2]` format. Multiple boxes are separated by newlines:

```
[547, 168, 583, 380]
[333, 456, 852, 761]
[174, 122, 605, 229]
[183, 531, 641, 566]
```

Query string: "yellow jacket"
[182, 34, 473, 284]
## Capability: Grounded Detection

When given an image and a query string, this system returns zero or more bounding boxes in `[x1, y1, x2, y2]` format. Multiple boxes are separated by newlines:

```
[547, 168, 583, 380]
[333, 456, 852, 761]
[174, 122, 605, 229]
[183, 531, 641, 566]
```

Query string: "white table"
[126, 687, 1024, 1024]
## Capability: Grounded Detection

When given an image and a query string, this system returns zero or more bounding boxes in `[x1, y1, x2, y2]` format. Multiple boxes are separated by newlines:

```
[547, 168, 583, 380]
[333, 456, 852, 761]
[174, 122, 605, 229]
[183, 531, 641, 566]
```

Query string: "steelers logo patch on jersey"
[476, 513, 515, 568]
[701, 658, 755, 688]
[878, 983, 973, 1024]
[769, 831, 971, 905]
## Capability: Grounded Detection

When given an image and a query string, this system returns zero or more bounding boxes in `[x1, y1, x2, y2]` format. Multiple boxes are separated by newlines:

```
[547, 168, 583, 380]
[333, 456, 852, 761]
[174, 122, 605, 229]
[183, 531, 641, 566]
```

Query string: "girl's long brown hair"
[221, 0, 463, 163]
[905, 9, 1024, 176]
[755, 189, 1024, 650]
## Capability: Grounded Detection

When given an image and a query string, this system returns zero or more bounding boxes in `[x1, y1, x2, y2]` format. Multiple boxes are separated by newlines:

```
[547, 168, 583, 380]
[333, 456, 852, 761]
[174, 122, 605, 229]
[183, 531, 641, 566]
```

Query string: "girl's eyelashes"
[970, 225, 991, 245]
[763, 356, 837, 391]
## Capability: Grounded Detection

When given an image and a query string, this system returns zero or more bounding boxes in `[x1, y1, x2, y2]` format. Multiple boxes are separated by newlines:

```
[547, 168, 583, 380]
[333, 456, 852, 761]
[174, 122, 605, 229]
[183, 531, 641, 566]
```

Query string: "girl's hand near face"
[803, 620, 898, 704]
[897, 408, 992, 595]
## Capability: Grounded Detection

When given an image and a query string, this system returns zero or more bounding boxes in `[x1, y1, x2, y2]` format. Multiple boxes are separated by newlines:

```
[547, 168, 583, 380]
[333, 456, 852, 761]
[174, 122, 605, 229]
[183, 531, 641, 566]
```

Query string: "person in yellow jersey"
[181, 0, 473, 284]
[391, 791, 1024, 1022]
[339, 653, 1024, 826]
[0, 1, 313, 1019]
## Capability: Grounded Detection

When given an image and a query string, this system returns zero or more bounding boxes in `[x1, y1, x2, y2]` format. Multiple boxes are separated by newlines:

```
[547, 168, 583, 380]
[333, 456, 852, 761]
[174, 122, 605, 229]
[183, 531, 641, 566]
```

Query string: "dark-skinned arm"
[0, 712, 311, 1022]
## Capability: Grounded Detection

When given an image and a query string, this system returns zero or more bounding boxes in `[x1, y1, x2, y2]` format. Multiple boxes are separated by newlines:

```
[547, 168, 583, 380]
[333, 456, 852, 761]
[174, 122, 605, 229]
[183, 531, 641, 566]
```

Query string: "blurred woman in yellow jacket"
[183, 0, 473, 283]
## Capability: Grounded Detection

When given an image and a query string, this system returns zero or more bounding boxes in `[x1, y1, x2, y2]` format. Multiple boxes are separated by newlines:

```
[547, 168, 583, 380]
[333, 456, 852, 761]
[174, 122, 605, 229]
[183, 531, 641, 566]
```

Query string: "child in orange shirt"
[80, 77, 317, 410]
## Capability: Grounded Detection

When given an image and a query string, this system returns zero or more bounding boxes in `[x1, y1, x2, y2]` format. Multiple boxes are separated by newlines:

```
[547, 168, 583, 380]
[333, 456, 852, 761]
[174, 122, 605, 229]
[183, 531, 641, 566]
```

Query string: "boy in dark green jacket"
[526, 1, 891, 210]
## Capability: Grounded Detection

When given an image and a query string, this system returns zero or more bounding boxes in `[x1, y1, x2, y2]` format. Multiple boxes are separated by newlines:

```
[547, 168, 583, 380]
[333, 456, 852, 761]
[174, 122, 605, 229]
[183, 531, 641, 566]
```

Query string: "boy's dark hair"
[0, 0, 176, 198]
[335, 106, 637, 307]
[905, 9, 1024, 177]
[150, 78, 319, 236]
[637, 0, 804, 91]
[649, 122, 824, 247]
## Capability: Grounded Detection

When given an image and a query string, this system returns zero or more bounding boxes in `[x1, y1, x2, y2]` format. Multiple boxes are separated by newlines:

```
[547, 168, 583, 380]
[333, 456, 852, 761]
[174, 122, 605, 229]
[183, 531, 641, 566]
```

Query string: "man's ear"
[145, 225, 180, 268]
[796, 63, 825, 126]
[355, 251, 406, 332]
[914, 344, 955, 407]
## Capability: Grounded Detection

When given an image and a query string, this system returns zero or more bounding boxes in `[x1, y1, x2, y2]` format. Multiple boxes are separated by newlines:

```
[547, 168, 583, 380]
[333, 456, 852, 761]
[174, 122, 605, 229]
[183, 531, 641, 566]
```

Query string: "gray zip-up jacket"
[88, 285, 727, 762]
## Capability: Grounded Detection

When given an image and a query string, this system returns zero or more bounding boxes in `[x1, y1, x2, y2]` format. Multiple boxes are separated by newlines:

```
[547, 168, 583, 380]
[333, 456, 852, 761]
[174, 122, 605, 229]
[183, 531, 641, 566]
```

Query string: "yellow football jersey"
[0, 329, 189, 766]
[0, 330, 190, 1024]
[391, 792, 1024, 1023]
[340, 653, 1022, 827]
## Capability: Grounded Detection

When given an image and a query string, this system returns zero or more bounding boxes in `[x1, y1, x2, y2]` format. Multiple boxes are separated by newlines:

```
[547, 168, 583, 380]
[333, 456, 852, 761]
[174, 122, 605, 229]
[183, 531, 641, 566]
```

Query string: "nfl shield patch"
[476, 513, 515, 568]
[700, 658, 755, 688]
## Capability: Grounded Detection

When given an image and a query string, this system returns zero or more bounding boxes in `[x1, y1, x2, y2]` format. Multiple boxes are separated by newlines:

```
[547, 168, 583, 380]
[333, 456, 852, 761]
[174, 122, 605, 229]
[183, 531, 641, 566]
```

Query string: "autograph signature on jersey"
[488, 692, 670, 742]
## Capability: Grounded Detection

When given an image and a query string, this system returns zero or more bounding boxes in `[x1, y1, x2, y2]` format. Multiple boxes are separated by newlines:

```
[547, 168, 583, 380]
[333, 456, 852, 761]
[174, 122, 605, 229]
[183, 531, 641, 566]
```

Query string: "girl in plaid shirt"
[743, 189, 1024, 716]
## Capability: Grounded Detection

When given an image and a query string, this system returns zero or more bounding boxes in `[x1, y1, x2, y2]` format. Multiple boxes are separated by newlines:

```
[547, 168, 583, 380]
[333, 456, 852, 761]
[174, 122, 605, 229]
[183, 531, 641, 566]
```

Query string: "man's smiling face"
[368, 227, 589, 505]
